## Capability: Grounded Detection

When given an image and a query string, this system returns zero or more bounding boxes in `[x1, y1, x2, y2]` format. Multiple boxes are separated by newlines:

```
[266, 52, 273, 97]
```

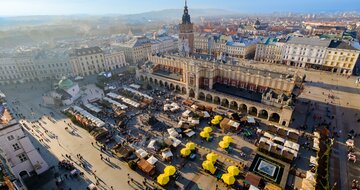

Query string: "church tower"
[178, 0, 194, 56]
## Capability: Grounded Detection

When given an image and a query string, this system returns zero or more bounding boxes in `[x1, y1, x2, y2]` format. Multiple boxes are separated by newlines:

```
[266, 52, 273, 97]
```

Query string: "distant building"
[194, 33, 258, 59]
[116, 37, 151, 64]
[323, 40, 360, 74]
[0, 99, 49, 187]
[69, 46, 106, 76]
[255, 38, 286, 64]
[280, 36, 360, 75]
[282, 37, 331, 68]
[150, 36, 177, 54]
[178, 0, 194, 56]
[104, 50, 128, 70]
[0, 49, 72, 85]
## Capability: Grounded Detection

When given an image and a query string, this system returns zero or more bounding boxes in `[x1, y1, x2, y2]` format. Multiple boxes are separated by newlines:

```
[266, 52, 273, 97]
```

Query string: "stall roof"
[247, 116, 256, 124]
[162, 150, 173, 158]
[103, 97, 128, 109]
[71, 106, 105, 127]
[136, 148, 149, 158]
[169, 136, 181, 147]
[129, 84, 141, 90]
[284, 140, 300, 151]
[147, 156, 158, 165]
[123, 87, 153, 100]
[83, 103, 102, 113]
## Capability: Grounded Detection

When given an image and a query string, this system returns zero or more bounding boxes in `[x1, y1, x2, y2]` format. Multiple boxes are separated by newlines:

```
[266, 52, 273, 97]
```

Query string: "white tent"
[136, 148, 148, 158]
[147, 140, 157, 150]
[162, 150, 173, 159]
[263, 132, 275, 140]
[247, 116, 256, 124]
[169, 136, 181, 147]
[185, 130, 195, 137]
[284, 140, 300, 151]
[182, 110, 191, 117]
[167, 128, 179, 138]
[310, 156, 318, 166]
[147, 156, 158, 165]
[346, 139, 354, 147]
[203, 111, 210, 118]
[273, 136, 285, 144]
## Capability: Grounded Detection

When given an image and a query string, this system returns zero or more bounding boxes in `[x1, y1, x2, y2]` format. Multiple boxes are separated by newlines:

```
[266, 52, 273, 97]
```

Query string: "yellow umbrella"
[203, 126, 213, 133]
[211, 119, 220, 125]
[202, 160, 214, 171]
[200, 131, 210, 139]
[223, 136, 233, 143]
[209, 165, 217, 174]
[180, 148, 191, 157]
[206, 152, 217, 163]
[186, 142, 196, 150]
[214, 115, 223, 121]
[157, 173, 170, 185]
[219, 141, 230, 149]
[227, 166, 240, 176]
[164, 165, 176, 176]
[221, 173, 235, 185]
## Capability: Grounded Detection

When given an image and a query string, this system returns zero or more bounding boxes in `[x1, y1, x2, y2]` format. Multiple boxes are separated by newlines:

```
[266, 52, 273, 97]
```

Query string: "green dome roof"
[58, 78, 74, 89]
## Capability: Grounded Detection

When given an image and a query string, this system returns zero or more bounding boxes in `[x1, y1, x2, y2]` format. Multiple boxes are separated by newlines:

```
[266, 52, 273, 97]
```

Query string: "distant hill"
[122, 8, 239, 23]
[0, 8, 239, 48]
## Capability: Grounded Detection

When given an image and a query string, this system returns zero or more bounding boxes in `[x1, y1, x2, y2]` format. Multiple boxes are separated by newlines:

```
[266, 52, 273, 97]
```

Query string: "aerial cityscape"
[1, 0, 360, 190]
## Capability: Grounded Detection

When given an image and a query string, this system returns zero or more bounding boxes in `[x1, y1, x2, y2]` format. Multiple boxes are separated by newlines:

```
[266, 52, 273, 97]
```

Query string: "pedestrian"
[91, 142, 94, 146]
[111, 186, 113, 190]
[64, 174, 68, 179]
[130, 178, 134, 182]
[127, 180, 130, 185]
[127, 173, 130, 178]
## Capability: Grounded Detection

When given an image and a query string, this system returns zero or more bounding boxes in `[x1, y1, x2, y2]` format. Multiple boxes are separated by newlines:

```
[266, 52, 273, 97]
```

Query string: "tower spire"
[185, 0, 187, 7]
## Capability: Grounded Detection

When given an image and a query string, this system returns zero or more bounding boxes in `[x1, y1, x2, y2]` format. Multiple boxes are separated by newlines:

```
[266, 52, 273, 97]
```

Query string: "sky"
[0, 0, 359, 16]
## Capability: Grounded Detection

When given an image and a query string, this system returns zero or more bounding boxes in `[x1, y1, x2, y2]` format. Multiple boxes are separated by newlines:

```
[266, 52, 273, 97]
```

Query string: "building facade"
[69, 47, 106, 76]
[0, 49, 72, 85]
[104, 50, 128, 70]
[255, 38, 286, 64]
[137, 54, 304, 126]
[150, 36, 177, 54]
[282, 37, 330, 68]
[0, 99, 49, 185]
[194, 33, 258, 59]
[278, 37, 360, 75]
[117, 37, 152, 64]
[322, 41, 360, 74]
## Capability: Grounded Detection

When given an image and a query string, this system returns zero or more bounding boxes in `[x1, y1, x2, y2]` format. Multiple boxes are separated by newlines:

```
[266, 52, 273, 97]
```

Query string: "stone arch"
[19, 171, 29, 179]
[159, 80, 164, 86]
[170, 83, 175, 90]
[248, 106, 258, 116]
[205, 94, 213, 102]
[149, 77, 153, 83]
[175, 85, 181, 92]
[144, 76, 148, 81]
[140, 75, 145, 81]
[189, 89, 195, 98]
[282, 121, 287, 126]
[154, 78, 158, 85]
[182, 87, 187, 94]
[239, 104, 247, 113]
[221, 98, 229, 107]
[164, 82, 169, 89]
[269, 113, 280, 123]
[230, 101, 238, 110]
[214, 96, 220, 104]
[198, 92, 205, 100]
[258, 109, 269, 119]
